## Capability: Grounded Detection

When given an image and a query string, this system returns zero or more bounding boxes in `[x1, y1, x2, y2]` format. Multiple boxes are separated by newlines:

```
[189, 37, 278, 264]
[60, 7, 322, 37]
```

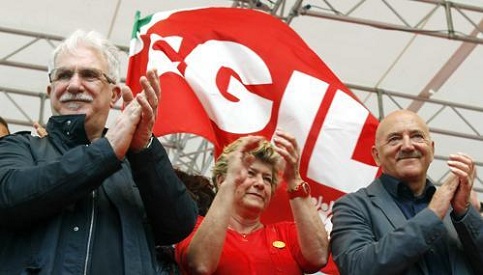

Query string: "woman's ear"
[216, 174, 225, 188]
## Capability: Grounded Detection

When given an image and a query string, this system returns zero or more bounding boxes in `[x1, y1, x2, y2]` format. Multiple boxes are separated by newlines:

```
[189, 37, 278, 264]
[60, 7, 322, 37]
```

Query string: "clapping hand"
[448, 153, 475, 215]
[272, 129, 302, 187]
[121, 69, 160, 152]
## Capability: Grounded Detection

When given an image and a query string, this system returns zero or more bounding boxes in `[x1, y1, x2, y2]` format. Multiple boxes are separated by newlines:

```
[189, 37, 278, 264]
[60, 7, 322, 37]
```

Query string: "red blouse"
[175, 216, 319, 274]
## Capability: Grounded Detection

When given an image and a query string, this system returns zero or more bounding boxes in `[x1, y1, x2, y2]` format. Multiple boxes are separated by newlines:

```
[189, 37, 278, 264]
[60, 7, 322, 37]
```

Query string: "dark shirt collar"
[380, 173, 436, 201]
[46, 114, 107, 149]
[47, 114, 90, 147]
[47, 114, 107, 152]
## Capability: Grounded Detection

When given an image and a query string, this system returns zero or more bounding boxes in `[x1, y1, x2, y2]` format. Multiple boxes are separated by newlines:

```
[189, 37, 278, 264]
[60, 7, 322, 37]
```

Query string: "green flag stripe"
[131, 11, 154, 39]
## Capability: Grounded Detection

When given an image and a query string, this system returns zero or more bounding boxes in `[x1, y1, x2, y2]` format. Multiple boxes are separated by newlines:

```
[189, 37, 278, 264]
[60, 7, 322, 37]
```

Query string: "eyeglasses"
[48, 67, 116, 84]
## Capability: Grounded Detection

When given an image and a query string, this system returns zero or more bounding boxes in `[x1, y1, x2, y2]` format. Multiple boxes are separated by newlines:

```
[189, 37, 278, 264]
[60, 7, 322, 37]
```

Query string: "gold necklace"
[229, 223, 262, 240]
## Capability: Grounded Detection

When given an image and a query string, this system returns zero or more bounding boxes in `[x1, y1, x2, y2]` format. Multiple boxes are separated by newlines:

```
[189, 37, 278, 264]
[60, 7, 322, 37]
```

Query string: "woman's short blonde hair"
[211, 137, 283, 194]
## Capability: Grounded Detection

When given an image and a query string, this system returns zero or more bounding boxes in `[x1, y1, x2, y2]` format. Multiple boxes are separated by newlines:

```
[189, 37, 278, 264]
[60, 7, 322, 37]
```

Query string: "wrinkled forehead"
[376, 112, 429, 141]
[250, 159, 274, 177]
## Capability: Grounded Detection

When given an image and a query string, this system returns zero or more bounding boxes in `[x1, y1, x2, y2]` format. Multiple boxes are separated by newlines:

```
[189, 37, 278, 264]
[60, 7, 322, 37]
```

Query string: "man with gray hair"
[0, 30, 197, 274]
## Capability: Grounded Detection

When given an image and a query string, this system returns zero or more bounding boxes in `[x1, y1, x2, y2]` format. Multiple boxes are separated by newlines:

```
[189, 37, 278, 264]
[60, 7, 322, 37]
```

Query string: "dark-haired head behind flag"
[175, 169, 216, 217]
[175, 129, 329, 274]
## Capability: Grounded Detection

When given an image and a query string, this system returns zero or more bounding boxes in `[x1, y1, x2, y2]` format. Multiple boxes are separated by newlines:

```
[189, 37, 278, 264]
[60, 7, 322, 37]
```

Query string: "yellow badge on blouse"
[272, 241, 286, 249]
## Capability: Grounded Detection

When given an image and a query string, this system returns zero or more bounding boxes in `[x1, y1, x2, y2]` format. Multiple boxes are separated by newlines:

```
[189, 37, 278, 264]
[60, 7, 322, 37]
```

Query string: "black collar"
[380, 173, 436, 201]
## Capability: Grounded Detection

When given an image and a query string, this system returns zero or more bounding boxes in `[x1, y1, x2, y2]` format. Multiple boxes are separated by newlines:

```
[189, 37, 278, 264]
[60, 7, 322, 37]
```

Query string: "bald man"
[330, 110, 483, 275]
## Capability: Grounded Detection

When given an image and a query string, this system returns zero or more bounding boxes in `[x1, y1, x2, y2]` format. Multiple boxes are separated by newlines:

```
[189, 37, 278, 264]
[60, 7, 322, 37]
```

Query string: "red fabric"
[127, 8, 381, 274]
[175, 216, 318, 275]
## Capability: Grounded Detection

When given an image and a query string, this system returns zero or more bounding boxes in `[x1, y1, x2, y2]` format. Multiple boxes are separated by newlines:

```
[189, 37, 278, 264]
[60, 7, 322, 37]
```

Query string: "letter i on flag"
[127, 7, 381, 274]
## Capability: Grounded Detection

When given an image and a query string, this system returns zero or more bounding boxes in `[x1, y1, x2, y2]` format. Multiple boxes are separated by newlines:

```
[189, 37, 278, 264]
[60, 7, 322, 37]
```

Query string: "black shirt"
[381, 173, 452, 274]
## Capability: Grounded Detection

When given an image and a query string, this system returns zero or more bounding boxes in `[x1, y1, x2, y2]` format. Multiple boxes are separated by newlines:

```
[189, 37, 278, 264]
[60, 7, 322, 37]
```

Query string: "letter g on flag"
[127, 9, 380, 271]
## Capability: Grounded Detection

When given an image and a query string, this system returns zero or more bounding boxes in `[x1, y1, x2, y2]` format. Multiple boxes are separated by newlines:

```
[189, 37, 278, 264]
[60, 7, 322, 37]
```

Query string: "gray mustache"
[59, 93, 93, 102]
[397, 151, 422, 160]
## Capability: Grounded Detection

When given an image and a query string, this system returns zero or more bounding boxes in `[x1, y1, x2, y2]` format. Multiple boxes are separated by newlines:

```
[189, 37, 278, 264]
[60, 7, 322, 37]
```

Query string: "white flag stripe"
[274, 70, 328, 156]
[308, 90, 379, 193]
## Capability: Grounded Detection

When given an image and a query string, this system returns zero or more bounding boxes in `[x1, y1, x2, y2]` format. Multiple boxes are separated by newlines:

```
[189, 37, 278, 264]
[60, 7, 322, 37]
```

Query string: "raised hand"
[223, 136, 264, 188]
[429, 153, 475, 219]
[104, 97, 143, 159]
[429, 174, 459, 219]
[122, 69, 160, 152]
[448, 153, 475, 215]
[272, 129, 302, 187]
[33, 121, 48, 137]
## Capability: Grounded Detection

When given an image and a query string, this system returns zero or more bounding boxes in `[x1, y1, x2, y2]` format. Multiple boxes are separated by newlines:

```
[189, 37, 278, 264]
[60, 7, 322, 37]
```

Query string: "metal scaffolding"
[1, 0, 482, 190]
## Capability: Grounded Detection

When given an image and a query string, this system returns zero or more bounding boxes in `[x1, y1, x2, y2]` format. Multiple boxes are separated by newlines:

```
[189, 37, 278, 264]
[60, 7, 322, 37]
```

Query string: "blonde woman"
[176, 130, 328, 274]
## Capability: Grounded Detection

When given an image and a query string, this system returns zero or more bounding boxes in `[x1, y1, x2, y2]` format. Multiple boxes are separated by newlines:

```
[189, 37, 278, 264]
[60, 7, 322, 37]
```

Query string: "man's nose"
[66, 73, 83, 91]
[400, 135, 415, 149]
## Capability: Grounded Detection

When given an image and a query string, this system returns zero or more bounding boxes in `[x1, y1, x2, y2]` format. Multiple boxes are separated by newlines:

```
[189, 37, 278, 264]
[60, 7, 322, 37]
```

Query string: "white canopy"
[0, 0, 481, 199]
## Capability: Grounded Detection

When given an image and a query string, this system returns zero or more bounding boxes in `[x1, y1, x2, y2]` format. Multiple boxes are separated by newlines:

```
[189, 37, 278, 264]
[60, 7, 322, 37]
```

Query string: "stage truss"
[0, 0, 482, 193]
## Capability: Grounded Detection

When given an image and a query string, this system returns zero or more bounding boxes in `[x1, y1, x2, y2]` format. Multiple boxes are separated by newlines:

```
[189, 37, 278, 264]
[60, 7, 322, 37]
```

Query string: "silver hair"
[48, 29, 121, 83]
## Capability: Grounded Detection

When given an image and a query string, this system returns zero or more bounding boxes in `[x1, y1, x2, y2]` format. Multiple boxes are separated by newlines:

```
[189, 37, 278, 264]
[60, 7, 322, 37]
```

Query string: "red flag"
[127, 7, 380, 274]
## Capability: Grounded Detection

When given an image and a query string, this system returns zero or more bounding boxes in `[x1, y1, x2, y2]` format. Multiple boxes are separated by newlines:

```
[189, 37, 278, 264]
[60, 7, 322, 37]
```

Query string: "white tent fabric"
[0, 0, 482, 200]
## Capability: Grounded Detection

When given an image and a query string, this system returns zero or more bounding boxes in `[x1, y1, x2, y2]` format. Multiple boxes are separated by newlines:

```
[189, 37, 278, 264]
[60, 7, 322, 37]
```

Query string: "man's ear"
[110, 85, 122, 107]
[47, 85, 52, 97]
[371, 145, 381, 166]
[429, 140, 435, 162]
